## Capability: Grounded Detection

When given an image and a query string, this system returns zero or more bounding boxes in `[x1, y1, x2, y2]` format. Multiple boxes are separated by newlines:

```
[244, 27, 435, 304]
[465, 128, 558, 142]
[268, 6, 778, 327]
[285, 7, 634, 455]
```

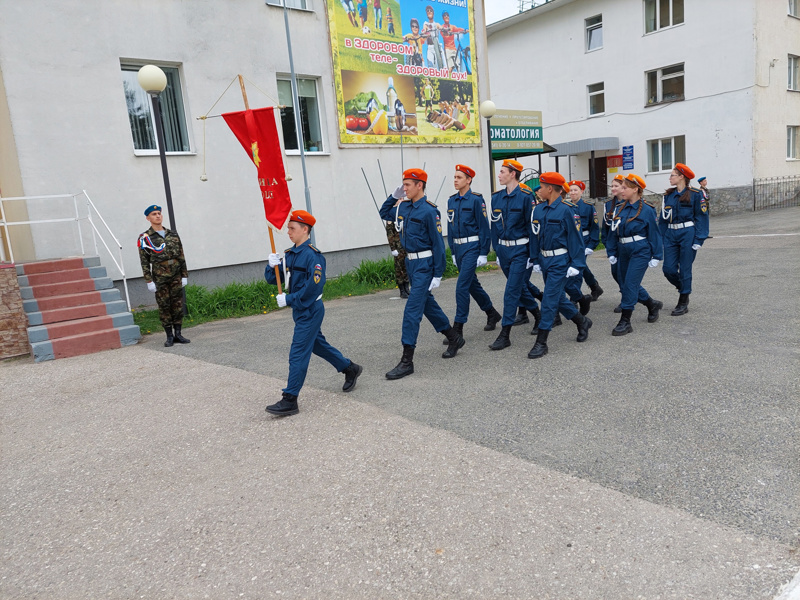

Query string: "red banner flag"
[222, 107, 292, 230]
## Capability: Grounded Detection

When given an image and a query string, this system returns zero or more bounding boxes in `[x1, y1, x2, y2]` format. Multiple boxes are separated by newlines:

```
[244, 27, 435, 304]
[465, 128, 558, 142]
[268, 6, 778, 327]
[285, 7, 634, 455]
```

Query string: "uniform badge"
[701, 204, 708, 213]
[314, 264, 322, 284]
[574, 214, 582, 231]
[447, 209, 454, 223]
[532, 219, 540, 235]
[436, 215, 442, 234]
[482, 202, 487, 219]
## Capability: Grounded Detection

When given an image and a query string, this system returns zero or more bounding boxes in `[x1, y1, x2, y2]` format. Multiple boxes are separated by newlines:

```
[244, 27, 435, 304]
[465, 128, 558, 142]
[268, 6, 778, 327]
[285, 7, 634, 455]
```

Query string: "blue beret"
[144, 205, 161, 216]
[532, 185, 541, 193]
[697, 177, 706, 183]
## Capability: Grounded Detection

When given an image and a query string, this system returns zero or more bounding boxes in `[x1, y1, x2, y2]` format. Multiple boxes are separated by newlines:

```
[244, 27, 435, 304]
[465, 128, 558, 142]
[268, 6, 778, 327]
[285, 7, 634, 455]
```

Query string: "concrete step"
[19, 277, 114, 299]
[15, 256, 100, 275]
[18, 266, 107, 287]
[23, 288, 122, 313]
[28, 313, 135, 343]
[25, 300, 128, 326]
[30, 324, 141, 363]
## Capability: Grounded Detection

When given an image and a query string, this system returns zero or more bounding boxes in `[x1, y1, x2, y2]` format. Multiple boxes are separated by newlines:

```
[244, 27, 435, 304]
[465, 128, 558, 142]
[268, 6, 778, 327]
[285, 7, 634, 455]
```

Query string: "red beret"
[674, 163, 695, 180]
[568, 180, 586, 191]
[539, 171, 566, 186]
[455, 164, 476, 178]
[403, 168, 428, 183]
[562, 183, 571, 194]
[502, 159, 523, 172]
[625, 173, 646, 189]
[612, 174, 624, 181]
[289, 210, 316, 227]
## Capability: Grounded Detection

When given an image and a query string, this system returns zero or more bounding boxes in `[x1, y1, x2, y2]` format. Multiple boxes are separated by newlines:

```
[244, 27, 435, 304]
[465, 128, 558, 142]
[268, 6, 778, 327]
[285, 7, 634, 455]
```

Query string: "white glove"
[692, 244, 701, 251]
[476, 255, 488, 268]
[392, 185, 406, 200]
[268, 253, 283, 267]
[276, 293, 287, 307]
[181, 277, 188, 287]
[566, 266, 579, 278]
[609, 256, 618, 265]
[648, 259, 659, 268]
[147, 281, 156, 293]
[526, 258, 535, 270]
[533, 264, 542, 273]
[391, 249, 399, 257]
[452, 255, 457, 266]
[428, 277, 441, 291]
[584, 248, 594, 256]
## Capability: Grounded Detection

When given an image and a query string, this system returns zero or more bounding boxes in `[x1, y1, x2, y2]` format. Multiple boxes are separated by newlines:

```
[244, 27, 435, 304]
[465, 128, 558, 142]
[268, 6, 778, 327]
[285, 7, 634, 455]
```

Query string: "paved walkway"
[3, 207, 799, 599]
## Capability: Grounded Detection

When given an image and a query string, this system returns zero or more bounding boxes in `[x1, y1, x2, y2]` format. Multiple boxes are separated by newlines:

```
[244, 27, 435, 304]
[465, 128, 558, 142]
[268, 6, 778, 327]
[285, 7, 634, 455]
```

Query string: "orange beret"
[674, 163, 695, 180]
[612, 174, 624, 181]
[568, 180, 586, 191]
[539, 171, 566, 186]
[289, 209, 316, 227]
[562, 183, 571, 194]
[403, 168, 428, 183]
[502, 159, 523, 172]
[455, 164, 476, 178]
[625, 173, 646, 189]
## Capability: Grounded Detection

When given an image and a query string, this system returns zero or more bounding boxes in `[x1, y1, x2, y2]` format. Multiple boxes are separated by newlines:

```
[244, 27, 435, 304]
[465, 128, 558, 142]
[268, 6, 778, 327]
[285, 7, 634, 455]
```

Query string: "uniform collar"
[147, 226, 170, 235]
[288, 239, 312, 253]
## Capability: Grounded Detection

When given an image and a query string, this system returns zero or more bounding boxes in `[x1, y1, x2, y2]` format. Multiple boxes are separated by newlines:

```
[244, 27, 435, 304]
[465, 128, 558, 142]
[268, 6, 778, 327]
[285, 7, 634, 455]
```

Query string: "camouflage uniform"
[385, 221, 409, 288]
[138, 227, 188, 327]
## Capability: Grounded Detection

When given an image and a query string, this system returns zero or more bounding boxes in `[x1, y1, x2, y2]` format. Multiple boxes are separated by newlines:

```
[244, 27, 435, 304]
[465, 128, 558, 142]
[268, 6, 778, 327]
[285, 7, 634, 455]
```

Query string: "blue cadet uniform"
[577, 198, 601, 289]
[602, 196, 624, 291]
[659, 185, 709, 295]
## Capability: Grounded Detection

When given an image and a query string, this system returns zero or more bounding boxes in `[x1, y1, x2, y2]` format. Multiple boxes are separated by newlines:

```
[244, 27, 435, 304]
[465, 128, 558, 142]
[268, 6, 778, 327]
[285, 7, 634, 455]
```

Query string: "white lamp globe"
[479, 100, 497, 119]
[137, 65, 167, 94]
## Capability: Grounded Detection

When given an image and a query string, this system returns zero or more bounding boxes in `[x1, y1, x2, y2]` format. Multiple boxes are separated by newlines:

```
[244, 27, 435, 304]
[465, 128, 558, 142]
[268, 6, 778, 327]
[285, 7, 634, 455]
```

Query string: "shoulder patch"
[426, 199, 437, 208]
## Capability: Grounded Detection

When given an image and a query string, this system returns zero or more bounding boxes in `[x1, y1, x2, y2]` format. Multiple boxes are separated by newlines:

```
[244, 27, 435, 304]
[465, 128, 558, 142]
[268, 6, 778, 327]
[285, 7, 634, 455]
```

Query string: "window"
[648, 135, 685, 172]
[266, 0, 308, 8]
[790, 0, 799, 17]
[789, 126, 799, 159]
[646, 63, 684, 104]
[277, 78, 324, 152]
[588, 82, 605, 115]
[121, 64, 190, 154]
[644, 0, 684, 33]
[585, 15, 603, 51]
[790, 55, 800, 91]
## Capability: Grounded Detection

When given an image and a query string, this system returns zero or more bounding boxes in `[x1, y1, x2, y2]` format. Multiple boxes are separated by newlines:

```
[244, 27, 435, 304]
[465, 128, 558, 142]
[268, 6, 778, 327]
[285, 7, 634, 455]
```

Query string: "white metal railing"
[0, 191, 131, 311]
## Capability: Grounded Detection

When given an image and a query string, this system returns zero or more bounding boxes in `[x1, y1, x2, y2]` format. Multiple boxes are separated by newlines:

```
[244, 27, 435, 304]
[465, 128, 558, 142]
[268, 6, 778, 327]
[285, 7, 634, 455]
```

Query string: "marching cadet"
[445, 164, 502, 338]
[385, 220, 410, 298]
[138, 205, 190, 347]
[527, 173, 592, 359]
[659, 163, 710, 316]
[380, 168, 465, 380]
[567, 180, 603, 302]
[605, 174, 664, 336]
[264, 210, 363, 417]
[602, 174, 625, 313]
[488, 159, 542, 351]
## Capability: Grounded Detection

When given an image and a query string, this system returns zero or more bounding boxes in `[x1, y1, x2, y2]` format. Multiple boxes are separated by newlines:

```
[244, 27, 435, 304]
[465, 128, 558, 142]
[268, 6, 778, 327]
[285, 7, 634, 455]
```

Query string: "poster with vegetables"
[326, 0, 480, 146]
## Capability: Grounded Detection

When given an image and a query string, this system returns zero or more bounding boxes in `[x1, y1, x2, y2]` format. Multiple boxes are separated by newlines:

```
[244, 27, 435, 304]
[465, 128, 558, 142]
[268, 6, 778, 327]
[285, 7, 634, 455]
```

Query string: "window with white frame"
[789, 126, 799, 159]
[277, 78, 324, 152]
[790, 0, 799, 17]
[585, 15, 603, 51]
[646, 63, 684, 104]
[789, 55, 800, 90]
[121, 64, 190, 154]
[648, 135, 686, 172]
[588, 82, 605, 115]
[644, 0, 684, 33]
[266, 0, 308, 8]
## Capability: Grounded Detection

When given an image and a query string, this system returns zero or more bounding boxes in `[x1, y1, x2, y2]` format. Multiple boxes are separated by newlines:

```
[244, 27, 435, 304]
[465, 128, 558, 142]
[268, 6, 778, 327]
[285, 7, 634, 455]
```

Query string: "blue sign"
[622, 145, 634, 170]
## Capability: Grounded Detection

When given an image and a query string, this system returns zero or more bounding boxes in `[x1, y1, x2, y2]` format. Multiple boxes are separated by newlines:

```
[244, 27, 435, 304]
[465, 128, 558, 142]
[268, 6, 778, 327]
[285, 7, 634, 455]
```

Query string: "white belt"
[407, 250, 433, 259]
[582, 230, 589, 237]
[541, 248, 568, 257]
[453, 236, 479, 244]
[498, 237, 529, 247]
[668, 221, 694, 229]
[619, 235, 646, 244]
[316, 294, 323, 301]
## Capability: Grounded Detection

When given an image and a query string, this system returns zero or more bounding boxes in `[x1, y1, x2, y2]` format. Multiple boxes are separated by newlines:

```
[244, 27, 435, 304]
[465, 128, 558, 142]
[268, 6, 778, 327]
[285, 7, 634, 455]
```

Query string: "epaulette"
[472, 191, 483, 197]
[519, 186, 533, 195]
[284, 246, 293, 253]
[426, 199, 437, 208]
[645, 200, 657, 208]
[308, 244, 321, 253]
[562, 199, 577, 207]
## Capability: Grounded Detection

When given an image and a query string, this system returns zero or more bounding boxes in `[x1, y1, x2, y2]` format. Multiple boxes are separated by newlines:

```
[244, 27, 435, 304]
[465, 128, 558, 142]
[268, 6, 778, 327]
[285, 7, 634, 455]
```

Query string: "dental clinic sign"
[489, 109, 543, 152]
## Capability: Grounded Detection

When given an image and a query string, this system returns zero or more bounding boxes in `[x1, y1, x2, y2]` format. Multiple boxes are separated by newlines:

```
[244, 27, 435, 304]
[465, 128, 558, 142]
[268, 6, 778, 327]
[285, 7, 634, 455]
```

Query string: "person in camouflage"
[385, 220, 410, 298]
[138, 205, 190, 347]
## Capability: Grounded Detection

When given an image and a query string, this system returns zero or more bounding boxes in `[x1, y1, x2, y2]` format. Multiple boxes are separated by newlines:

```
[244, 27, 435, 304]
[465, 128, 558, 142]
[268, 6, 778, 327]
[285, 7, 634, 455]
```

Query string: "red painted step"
[23, 268, 92, 286]
[33, 290, 104, 311]
[44, 315, 116, 340]
[29, 279, 98, 298]
[17, 257, 86, 275]
[38, 303, 110, 325]
[50, 329, 122, 360]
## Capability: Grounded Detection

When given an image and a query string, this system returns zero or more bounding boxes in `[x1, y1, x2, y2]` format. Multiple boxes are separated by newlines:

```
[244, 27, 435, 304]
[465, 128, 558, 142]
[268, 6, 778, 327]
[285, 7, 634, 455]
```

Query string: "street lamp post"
[479, 100, 497, 193]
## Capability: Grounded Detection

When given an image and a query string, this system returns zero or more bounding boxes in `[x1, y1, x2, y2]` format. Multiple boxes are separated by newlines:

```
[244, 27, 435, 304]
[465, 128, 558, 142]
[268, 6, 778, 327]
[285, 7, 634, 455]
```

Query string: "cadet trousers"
[538, 257, 579, 331]
[662, 228, 697, 294]
[453, 242, 493, 324]
[155, 274, 184, 327]
[564, 267, 585, 303]
[402, 257, 450, 347]
[582, 264, 598, 289]
[285, 300, 350, 396]
[617, 241, 653, 311]
[496, 244, 539, 327]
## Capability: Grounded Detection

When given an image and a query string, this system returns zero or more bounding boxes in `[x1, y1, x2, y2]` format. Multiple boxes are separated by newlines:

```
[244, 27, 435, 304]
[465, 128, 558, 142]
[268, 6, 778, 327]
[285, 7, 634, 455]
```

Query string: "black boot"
[484, 307, 502, 331]
[612, 309, 634, 336]
[529, 306, 542, 335]
[386, 345, 414, 380]
[489, 325, 512, 350]
[590, 283, 604, 301]
[342, 361, 363, 392]
[443, 321, 464, 344]
[399, 281, 409, 299]
[553, 313, 563, 327]
[671, 293, 689, 316]
[441, 325, 465, 358]
[527, 330, 549, 359]
[573, 313, 592, 342]
[266, 392, 299, 417]
[613, 304, 623, 313]
[531, 287, 544, 301]
[173, 324, 190, 344]
[578, 295, 592, 316]
[512, 307, 529, 326]
[164, 325, 174, 347]
[644, 298, 663, 323]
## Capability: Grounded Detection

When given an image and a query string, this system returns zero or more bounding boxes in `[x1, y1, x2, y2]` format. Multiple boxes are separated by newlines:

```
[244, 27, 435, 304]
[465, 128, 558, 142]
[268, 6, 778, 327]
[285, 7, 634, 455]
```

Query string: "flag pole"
[239, 74, 282, 295]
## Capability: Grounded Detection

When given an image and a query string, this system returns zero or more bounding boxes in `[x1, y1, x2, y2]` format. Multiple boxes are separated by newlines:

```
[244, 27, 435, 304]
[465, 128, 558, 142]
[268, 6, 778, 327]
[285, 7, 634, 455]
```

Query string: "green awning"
[492, 142, 557, 161]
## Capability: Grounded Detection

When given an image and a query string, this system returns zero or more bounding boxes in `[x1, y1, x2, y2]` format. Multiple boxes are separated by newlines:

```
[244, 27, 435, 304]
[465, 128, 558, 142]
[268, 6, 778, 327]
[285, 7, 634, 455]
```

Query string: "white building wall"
[488, 0, 758, 194]
[0, 0, 491, 282]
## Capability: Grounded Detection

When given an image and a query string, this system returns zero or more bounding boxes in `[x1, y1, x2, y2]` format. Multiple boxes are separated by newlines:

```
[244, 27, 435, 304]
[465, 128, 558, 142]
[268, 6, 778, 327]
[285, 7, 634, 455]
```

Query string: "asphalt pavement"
[2, 206, 799, 599]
